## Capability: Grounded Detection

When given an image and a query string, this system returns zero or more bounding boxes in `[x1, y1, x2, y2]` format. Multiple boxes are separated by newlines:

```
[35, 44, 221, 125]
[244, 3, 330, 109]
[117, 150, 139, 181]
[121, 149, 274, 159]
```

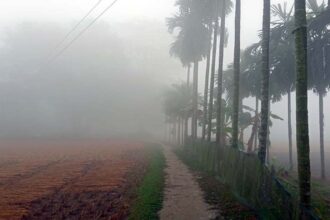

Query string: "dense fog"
[0, 1, 329, 219]
[0, 21, 182, 138]
[0, 0, 328, 171]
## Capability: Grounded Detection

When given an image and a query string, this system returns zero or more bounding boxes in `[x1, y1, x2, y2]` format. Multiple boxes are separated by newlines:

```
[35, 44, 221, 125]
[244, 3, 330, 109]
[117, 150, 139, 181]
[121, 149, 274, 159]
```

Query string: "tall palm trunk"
[319, 94, 325, 179]
[187, 64, 191, 86]
[168, 121, 171, 143]
[191, 66, 195, 139]
[177, 117, 181, 145]
[232, 0, 241, 148]
[172, 119, 176, 145]
[182, 117, 185, 145]
[288, 88, 293, 170]
[187, 64, 191, 140]
[164, 117, 167, 143]
[169, 124, 171, 143]
[216, 0, 227, 145]
[266, 89, 271, 164]
[248, 97, 259, 152]
[202, 26, 213, 140]
[192, 61, 199, 140]
[207, 16, 219, 142]
[185, 116, 188, 144]
[254, 96, 259, 151]
[258, 0, 271, 164]
[294, 0, 311, 214]
[248, 116, 259, 152]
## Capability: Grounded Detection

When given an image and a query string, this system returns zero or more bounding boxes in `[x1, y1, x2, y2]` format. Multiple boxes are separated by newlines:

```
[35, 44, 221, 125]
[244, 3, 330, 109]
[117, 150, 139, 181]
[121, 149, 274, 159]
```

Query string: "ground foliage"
[180, 140, 321, 219]
[129, 144, 165, 220]
[277, 171, 330, 219]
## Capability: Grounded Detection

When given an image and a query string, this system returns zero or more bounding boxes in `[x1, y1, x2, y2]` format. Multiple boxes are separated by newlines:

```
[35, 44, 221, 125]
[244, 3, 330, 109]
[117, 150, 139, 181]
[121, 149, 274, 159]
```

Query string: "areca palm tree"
[202, 0, 218, 140]
[207, 0, 220, 142]
[294, 0, 311, 215]
[228, 41, 284, 154]
[163, 83, 193, 145]
[307, 0, 329, 179]
[271, 2, 295, 169]
[223, 63, 256, 148]
[232, 0, 241, 148]
[237, 3, 295, 166]
[186, 64, 191, 86]
[167, 0, 210, 141]
[169, 37, 193, 141]
[216, 0, 233, 144]
[258, 0, 271, 164]
[202, 27, 212, 140]
[240, 44, 262, 150]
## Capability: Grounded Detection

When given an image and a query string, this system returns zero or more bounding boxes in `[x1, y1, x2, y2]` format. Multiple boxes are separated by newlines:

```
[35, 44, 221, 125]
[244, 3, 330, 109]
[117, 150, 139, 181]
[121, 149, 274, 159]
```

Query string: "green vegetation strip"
[129, 144, 165, 220]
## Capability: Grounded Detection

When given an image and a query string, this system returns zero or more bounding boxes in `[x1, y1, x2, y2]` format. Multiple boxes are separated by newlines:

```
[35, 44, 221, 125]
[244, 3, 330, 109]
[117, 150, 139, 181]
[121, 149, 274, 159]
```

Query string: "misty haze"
[0, 0, 329, 219]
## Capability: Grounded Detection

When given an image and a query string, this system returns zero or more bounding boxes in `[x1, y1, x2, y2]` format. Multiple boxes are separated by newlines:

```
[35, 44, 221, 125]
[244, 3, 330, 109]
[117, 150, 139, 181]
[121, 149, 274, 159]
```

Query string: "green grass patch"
[129, 144, 165, 220]
[277, 173, 330, 219]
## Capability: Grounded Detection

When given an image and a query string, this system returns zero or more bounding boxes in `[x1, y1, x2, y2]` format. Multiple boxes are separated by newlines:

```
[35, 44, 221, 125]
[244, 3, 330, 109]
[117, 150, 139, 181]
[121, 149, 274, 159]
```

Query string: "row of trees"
[164, 0, 329, 216]
[166, 0, 233, 145]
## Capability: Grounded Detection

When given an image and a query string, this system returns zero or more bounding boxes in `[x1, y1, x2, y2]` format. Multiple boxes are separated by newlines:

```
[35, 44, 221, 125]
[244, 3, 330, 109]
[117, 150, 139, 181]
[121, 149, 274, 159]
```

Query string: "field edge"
[128, 144, 165, 220]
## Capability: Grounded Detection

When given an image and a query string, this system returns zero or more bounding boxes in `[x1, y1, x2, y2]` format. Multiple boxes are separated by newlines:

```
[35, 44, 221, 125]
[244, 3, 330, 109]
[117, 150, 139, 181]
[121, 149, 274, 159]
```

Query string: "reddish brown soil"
[0, 139, 147, 220]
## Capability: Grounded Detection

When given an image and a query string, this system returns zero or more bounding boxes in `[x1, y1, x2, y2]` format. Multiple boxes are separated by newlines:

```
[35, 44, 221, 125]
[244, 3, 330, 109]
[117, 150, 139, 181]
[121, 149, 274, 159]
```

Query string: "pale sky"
[0, 0, 291, 61]
[0, 0, 176, 25]
[0, 0, 328, 156]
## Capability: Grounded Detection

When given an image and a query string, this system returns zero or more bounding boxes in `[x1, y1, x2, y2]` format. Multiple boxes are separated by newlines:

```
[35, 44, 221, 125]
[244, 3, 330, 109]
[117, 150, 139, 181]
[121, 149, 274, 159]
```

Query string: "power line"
[50, 0, 105, 56]
[42, 0, 120, 68]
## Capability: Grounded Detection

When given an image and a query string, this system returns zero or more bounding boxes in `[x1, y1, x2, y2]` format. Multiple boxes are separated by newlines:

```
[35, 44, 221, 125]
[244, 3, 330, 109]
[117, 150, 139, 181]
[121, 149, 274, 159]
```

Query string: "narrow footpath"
[159, 145, 216, 220]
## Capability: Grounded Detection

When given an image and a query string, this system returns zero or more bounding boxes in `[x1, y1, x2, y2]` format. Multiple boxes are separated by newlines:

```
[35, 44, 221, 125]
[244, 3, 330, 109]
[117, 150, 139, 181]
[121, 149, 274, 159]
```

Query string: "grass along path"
[129, 144, 165, 220]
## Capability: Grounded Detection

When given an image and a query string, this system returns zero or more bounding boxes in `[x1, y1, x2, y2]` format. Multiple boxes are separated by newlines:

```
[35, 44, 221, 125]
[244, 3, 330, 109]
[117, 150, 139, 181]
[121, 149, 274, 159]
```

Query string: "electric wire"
[49, 0, 120, 62]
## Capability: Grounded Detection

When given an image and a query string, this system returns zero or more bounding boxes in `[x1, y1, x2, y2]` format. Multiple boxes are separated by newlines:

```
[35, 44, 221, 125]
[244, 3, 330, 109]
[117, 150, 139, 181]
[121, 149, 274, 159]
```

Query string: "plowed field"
[0, 139, 148, 220]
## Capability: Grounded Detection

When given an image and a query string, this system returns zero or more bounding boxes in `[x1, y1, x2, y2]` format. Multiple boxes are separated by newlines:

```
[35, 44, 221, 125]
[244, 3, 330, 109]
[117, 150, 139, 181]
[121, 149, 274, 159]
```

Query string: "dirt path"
[159, 145, 216, 220]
